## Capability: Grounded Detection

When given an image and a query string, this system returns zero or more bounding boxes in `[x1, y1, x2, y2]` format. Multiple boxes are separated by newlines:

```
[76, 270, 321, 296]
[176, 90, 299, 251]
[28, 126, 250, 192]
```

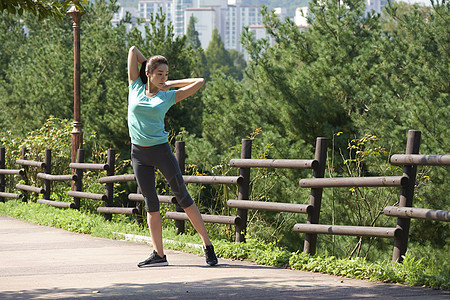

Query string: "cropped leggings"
[131, 143, 194, 212]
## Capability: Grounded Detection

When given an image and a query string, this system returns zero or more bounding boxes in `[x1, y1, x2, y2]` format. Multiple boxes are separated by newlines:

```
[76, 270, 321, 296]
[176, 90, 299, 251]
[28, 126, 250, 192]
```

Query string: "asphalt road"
[0, 215, 448, 299]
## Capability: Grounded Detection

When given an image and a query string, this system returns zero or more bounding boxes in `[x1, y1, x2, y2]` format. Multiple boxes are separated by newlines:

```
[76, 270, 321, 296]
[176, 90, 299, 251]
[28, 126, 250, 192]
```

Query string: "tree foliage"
[0, 1, 204, 154]
[186, 15, 201, 50]
[205, 27, 243, 80]
[0, 0, 86, 20]
[187, 0, 448, 252]
[0, 0, 448, 260]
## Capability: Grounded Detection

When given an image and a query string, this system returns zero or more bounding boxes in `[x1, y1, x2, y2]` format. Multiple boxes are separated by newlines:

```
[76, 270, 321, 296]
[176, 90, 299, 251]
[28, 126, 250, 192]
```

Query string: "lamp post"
[67, 2, 83, 163]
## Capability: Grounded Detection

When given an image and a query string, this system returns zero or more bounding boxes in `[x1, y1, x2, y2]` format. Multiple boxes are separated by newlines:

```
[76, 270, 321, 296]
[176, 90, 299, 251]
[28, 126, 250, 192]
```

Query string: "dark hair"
[139, 55, 169, 84]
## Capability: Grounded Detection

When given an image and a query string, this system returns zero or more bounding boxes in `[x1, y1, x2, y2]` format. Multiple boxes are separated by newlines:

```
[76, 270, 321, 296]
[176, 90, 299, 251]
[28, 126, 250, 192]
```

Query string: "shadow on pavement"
[1, 276, 448, 299]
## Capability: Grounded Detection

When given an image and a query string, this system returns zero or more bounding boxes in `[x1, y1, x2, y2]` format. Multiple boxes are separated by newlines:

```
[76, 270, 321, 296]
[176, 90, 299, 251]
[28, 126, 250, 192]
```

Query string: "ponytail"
[139, 60, 147, 84]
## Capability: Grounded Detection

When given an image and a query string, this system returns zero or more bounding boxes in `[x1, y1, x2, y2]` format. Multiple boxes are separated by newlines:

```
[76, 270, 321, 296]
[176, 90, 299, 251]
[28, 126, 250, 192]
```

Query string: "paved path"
[0, 215, 449, 299]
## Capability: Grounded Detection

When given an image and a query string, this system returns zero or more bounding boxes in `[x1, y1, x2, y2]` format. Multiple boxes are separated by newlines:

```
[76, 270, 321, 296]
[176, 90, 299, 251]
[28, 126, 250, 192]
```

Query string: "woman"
[127, 46, 218, 267]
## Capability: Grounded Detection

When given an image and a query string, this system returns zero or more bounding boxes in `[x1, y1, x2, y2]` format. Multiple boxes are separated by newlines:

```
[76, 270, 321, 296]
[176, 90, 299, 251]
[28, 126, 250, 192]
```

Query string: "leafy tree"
[205, 27, 241, 80]
[363, 1, 449, 154]
[0, 13, 27, 81]
[79, 0, 129, 152]
[188, 0, 448, 254]
[0, 0, 86, 20]
[186, 15, 201, 50]
[0, 1, 131, 154]
[185, 15, 208, 83]
[0, 2, 205, 154]
[228, 49, 247, 81]
[0, 11, 74, 136]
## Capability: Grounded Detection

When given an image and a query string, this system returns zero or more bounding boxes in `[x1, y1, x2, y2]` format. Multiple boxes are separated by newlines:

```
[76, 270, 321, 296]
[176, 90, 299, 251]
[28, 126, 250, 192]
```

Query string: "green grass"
[1, 199, 448, 290]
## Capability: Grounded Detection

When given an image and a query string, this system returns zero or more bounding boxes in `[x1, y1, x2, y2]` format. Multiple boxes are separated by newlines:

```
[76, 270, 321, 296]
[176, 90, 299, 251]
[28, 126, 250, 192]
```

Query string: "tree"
[78, 0, 129, 151]
[0, 0, 86, 20]
[0, 1, 134, 154]
[185, 14, 208, 82]
[228, 49, 247, 81]
[0, 13, 27, 81]
[188, 0, 449, 253]
[0, 11, 74, 136]
[0, 2, 205, 154]
[186, 15, 201, 50]
[205, 27, 240, 80]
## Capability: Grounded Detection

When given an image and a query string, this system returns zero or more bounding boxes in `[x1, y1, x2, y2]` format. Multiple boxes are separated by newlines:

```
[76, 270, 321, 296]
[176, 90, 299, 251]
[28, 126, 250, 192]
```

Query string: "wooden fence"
[0, 130, 448, 262]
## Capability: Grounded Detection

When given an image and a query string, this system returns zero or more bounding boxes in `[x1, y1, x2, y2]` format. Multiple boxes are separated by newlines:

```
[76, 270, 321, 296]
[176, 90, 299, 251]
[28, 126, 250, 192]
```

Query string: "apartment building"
[225, 3, 262, 51]
[138, 0, 173, 22]
[184, 7, 217, 48]
[174, 0, 194, 36]
[118, 0, 387, 54]
[366, 0, 388, 14]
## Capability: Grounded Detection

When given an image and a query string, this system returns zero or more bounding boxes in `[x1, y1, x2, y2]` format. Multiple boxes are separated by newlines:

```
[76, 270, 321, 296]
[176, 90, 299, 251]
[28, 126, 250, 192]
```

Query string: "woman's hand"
[160, 83, 170, 91]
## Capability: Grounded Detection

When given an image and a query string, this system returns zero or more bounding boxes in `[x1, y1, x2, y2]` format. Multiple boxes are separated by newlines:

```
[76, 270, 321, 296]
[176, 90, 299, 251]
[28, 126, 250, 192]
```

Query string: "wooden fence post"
[72, 149, 84, 209]
[0, 148, 5, 203]
[175, 141, 186, 234]
[235, 138, 252, 243]
[303, 137, 328, 255]
[104, 149, 116, 221]
[392, 130, 421, 262]
[43, 149, 52, 200]
[21, 147, 28, 202]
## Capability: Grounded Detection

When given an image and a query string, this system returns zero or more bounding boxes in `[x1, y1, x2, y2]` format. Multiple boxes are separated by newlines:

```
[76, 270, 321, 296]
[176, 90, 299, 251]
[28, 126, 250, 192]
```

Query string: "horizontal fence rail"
[299, 176, 408, 188]
[16, 184, 44, 194]
[69, 163, 109, 170]
[37, 173, 76, 181]
[227, 199, 313, 214]
[0, 169, 24, 176]
[390, 154, 450, 166]
[229, 159, 318, 169]
[16, 159, 46, 168]
[0, 192, 22, 199]
[97, 207, 138, 215]
[67, 191, 107, 201]
[293, 224, 403, 239]
[128, 194, 177, 204]
[99, 174, 135, 184]
[166, 212, 241, 225]
[37, 199, 76, 209]
[98, 174, 243, 185]
[182, 175, 243, 185]
[384, 206, 450, 222]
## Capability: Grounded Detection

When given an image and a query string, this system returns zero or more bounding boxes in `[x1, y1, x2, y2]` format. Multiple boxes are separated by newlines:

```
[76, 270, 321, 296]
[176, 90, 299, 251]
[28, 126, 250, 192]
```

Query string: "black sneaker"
[203, 245, 218, 266]
[138, 250, 168, 268]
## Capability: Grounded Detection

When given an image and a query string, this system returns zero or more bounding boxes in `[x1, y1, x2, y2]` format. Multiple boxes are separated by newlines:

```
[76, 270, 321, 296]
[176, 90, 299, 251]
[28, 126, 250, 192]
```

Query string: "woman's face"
[147, 64, 169, 89]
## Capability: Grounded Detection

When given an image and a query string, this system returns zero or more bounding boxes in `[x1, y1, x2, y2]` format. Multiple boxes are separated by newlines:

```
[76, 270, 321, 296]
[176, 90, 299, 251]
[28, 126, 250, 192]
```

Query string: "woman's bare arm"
[128, 46, 147, 85]
[170, 78, 205, 103]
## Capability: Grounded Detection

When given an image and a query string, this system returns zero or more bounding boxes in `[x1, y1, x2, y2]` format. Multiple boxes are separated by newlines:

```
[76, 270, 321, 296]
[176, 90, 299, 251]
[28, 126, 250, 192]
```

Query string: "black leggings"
[131, 143, 194, 212]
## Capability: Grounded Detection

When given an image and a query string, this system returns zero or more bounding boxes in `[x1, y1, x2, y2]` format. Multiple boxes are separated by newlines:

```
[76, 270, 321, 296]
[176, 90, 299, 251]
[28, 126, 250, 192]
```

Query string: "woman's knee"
[145, 198, 160, 212]
[177, 195, 194, 209]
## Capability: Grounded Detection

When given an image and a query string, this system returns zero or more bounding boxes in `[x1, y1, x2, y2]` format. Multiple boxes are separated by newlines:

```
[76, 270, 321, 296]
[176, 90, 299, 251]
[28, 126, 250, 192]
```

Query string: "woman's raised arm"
[167, 78, 205, 103]
[128, 46, 147, 85]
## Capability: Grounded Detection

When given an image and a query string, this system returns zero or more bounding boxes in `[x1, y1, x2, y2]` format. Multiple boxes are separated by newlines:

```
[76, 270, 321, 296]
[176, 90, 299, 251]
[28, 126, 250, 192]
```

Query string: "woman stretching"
[127, 46, 218, 267]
